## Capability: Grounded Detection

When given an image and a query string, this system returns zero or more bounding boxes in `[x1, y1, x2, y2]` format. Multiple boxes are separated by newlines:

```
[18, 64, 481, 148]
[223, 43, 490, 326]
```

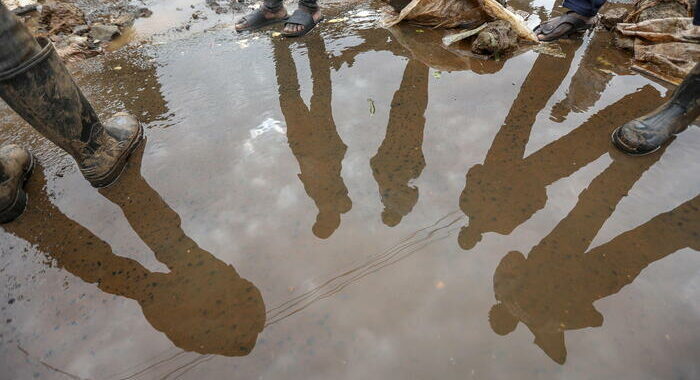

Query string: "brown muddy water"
[1, 0, 699, 379]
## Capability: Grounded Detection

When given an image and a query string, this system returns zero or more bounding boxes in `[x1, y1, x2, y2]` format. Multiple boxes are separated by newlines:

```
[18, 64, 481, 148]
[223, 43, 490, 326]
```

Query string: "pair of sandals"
[534, 12, 595, 42]
[237, 7, 323, 37]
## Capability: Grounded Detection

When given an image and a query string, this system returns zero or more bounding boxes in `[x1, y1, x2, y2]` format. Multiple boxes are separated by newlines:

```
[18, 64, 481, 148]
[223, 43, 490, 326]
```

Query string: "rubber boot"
[0, 145, 34, 224]
[612, 63, 700, 155]
[0, 4, 143, 187]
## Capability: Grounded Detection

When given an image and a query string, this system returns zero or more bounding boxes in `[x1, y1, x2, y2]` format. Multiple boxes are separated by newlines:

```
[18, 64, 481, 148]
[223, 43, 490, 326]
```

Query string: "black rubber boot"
[612, 63, 700, 155]
[0, 3, 143, 188]
[0, 145, 34, 224]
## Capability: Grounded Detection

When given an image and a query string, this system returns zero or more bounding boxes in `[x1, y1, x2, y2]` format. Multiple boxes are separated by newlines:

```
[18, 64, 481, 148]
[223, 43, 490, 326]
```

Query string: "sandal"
[282, 8, 324, 38]
[236, 8, 288, 32]
[534, 12, 594, 42]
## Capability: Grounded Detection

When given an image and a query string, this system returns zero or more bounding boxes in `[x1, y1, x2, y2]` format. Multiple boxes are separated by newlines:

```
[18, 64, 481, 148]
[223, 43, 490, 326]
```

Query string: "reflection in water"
[490, 150, 699, 364]
[458, 41, 664, 250]
[4, 148, 265, 357]
[550, 31, 631, 123]
[370, 60, 429, 227]
[273, 34, 352, 239]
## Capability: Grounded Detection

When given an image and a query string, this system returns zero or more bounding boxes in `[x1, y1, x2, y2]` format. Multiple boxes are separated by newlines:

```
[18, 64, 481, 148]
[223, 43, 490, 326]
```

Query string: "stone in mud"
[72, 24, 89, 35]
[89, 23, 120, 41]
[40, 2, 86, 35]
[472, 20, 519, 56]
[600, 7, 629, 29]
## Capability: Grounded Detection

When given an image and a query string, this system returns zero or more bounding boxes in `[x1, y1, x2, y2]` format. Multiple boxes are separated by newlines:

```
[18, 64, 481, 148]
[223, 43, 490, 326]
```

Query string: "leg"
[234, 0, 288, 32]
[0, 3, 143, 188]
[612, 62, 700, 155]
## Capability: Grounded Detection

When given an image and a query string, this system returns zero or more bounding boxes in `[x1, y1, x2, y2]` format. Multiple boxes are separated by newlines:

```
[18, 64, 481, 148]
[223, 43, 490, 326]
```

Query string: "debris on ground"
[471, 20, 519, 56]
[379, 0, 538, 61]
[6, 0, 153, 62]
[602, 0, 698, 82]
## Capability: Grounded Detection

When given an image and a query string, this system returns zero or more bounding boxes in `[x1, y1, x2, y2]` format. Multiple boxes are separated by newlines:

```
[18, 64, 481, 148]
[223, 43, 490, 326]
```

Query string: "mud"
[0, 0, 699, 379]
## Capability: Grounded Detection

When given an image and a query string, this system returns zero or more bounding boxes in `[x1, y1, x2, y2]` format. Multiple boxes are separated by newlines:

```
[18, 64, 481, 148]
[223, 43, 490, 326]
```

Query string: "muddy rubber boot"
[0, 145, 34, 224]
[612, 63, 700, 155]
[0, 4, 143, 187]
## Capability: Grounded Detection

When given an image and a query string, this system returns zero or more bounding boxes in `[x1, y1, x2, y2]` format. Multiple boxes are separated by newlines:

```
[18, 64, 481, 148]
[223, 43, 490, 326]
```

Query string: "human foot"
[534, 12, 595, 42]
[282, 7, 323, 37]
[235, 7, 288, 32]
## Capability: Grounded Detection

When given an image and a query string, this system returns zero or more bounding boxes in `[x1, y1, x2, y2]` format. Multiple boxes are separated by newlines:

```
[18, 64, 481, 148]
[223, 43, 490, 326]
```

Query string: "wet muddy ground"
[1, 0, 699, 379]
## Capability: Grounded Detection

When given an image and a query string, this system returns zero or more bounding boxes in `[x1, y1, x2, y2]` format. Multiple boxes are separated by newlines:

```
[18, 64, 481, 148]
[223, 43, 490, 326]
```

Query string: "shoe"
[613, 63, 700, 155]
[0, 145, 34, 224]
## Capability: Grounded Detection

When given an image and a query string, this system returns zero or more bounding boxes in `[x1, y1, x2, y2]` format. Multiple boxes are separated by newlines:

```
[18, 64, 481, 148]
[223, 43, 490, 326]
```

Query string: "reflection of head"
[458, 225, 482, 250]
[313, 211, 341, 239]
[489, 303, 518, 335]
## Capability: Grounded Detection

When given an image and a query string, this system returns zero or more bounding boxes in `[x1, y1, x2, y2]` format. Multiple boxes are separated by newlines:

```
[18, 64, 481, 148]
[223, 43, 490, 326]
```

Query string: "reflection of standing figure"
[370, 59, 429, 227]
[272, 34, 352, 239]
[458, 42, 663, 250]
[488, 146, 699, 364]
[4, 151, 266, 357]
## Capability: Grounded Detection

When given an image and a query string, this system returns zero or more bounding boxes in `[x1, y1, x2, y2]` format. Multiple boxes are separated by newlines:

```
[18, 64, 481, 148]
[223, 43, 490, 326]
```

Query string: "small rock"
[137, 7, 153, 18]
[472, 20, 519, 57]
[599, 7, 629, 29]
[89, 24, 120, 41]
[112, 13, 136, 27]
[72, 24, 89, 35]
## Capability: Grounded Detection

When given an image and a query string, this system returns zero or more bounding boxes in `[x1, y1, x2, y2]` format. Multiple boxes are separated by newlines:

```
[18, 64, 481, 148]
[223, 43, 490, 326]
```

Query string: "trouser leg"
[562, 0, 607, 17]
[263, 0, 284, 11]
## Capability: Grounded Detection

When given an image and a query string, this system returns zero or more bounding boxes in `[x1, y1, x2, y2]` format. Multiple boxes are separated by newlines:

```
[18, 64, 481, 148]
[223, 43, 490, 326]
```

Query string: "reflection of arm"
[585, 195, 700, 298]
[483, 49, 579, 166]
[524, 85, 661, 185]
[533, 147, 662, 257]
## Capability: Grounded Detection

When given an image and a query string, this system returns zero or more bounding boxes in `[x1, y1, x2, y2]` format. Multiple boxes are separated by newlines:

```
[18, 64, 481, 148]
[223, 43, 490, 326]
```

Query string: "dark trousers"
[562, 0, 607, 17]
[264, 0, 318, 11]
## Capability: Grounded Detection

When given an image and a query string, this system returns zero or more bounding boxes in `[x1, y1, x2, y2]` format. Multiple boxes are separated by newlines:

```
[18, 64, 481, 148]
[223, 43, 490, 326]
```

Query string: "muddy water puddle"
[1, 0, 699, 379]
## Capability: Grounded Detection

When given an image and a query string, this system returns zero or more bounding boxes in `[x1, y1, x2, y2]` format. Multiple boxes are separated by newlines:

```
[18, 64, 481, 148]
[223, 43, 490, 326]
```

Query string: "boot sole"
[89, 125, 144, 188]
[0, 153, 35, 224]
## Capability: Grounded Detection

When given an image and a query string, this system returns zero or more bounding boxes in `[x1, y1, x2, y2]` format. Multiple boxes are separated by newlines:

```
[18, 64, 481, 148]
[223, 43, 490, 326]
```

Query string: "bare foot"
[283, 7, 322, 35]
[235, 7, 288, 31]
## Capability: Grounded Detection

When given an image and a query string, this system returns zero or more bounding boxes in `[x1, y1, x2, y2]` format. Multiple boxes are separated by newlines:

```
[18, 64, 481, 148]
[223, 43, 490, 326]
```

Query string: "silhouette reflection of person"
[458, 43, 664, 250]
[3, 147, 266, 357]
[272, 34, 351, 239]
[488, 147, 699, 364]
[370, 59, 429, 227]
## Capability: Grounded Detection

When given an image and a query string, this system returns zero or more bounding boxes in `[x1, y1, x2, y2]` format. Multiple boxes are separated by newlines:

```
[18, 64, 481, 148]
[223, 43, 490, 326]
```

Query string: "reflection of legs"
[550, 32, 614, 122]
[370, 60, 429, 227]
[272, 36, 351, 239]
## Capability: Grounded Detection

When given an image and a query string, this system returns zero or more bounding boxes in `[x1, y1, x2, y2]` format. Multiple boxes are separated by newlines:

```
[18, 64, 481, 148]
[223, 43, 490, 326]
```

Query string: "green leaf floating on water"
[433, 71, 442, 79]
[367, 98, 376, 116]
